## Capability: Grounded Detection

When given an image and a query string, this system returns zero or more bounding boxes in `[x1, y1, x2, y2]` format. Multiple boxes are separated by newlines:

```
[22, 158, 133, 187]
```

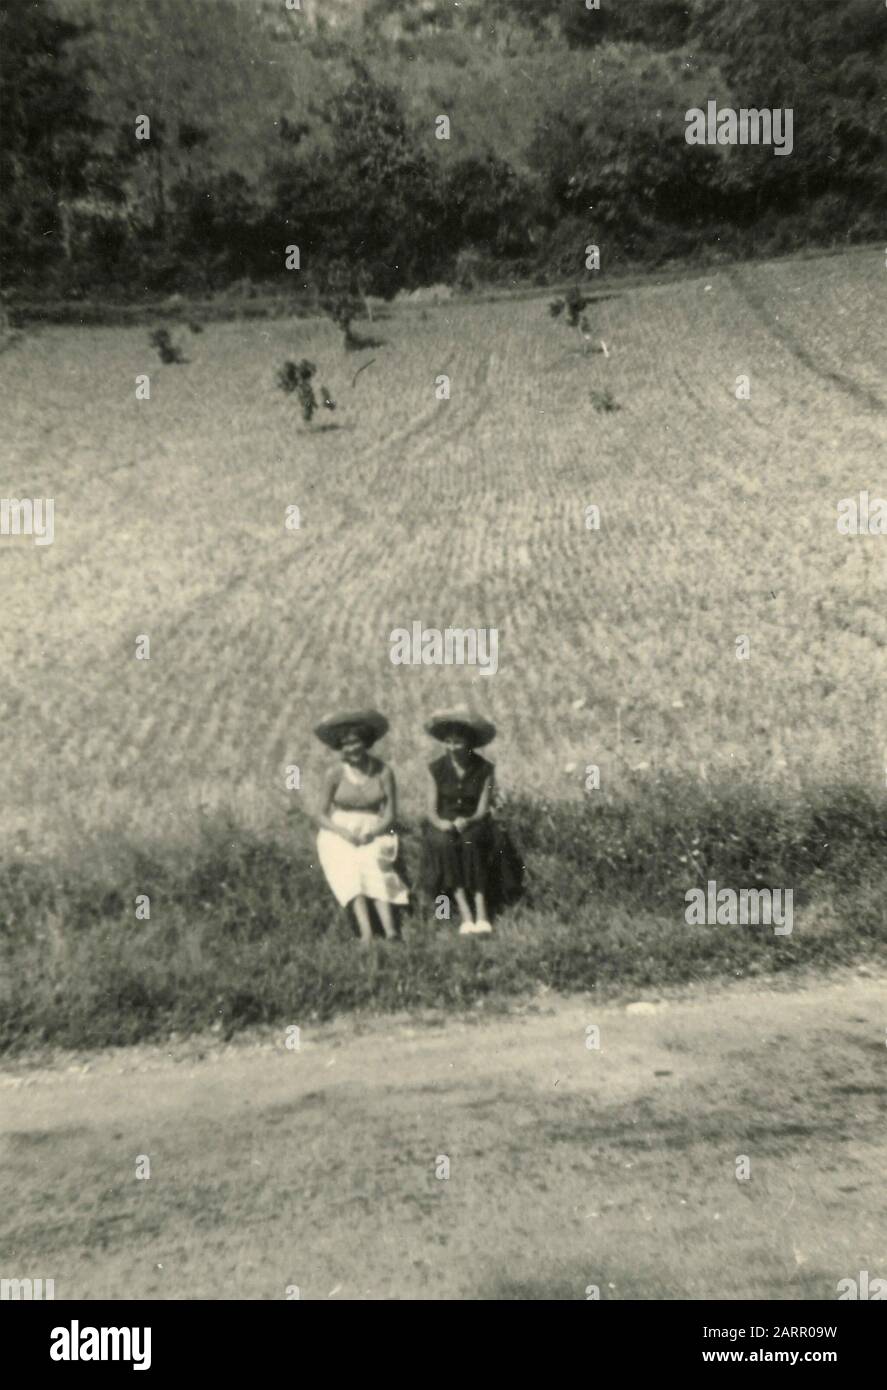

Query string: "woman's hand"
[453, 817, 469, 833]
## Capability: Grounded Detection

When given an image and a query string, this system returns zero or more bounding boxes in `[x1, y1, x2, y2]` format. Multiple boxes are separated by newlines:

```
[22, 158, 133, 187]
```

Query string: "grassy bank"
[1, 778, 883, 1054]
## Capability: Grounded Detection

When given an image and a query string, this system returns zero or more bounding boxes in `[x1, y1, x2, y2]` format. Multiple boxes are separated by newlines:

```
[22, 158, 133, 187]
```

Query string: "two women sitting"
[314, 703, 521, 943]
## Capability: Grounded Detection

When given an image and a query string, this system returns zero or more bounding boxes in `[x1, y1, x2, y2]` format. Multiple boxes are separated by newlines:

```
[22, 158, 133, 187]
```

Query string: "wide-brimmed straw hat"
[425, 704, 496, 749]
[314, 708, 389, 749]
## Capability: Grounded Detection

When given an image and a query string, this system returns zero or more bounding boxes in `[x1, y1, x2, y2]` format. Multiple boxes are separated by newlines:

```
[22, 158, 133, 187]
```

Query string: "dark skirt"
[421, 815, 523, 915]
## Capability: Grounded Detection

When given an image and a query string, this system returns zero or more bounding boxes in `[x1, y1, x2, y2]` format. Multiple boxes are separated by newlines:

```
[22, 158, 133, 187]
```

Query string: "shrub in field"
[550, 285, 590, 329]
[320, 280, 364, 349]
[550, 286, 597, 352]
[149, 326, 186, 364]
[318, 264, 386, 353]
[276, 358, 334, 423]
[590, 387, 620, 413]
[452, 247, 485, 294]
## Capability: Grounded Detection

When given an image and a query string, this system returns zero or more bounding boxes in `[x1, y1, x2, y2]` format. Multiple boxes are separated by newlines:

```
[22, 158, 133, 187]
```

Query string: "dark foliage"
[148, 326, 186, 364]
[550, 286, 591, 329]
[2, 2, 885, 301]
[276, 358, 323, 422]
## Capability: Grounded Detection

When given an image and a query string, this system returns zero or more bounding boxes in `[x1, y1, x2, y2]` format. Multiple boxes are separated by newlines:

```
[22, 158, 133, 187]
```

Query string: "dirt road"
[1, 970, 884, 1299]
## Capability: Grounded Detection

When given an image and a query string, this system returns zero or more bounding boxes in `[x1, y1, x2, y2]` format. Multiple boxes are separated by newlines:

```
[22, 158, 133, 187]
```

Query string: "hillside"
[3, 0, 879, 300]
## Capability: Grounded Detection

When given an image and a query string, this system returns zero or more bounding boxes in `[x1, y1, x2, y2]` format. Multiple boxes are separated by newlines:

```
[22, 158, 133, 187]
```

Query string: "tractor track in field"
[62, 344, 486, 772]
[5, 248, 886, 823]
[725, 265, 886, 414]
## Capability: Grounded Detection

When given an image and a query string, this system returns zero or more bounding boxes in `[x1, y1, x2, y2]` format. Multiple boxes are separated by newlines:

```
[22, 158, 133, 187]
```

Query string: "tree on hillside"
[0, 0, 112, 286]
[268, 68, 446, 304]
[485, 0, 562, 49]
[441, 155, 531, 261]
[82, 0, 293, 192]
[689, 0, 887, 226]
[689, 0, 887, 77]
[169, 170, 261, 290]
[559, 0, 692, 48]
[527, 49, 729, 259]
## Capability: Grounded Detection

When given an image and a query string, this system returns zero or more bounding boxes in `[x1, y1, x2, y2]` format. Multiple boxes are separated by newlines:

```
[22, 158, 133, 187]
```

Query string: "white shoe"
[472, 919, 493, 934]
[458, 921, 476, 935]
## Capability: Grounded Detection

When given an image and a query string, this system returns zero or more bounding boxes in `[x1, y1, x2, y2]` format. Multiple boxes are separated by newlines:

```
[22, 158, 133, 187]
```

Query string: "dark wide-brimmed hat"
[425, 704, 496, 749]
[313, 708, 389, 749]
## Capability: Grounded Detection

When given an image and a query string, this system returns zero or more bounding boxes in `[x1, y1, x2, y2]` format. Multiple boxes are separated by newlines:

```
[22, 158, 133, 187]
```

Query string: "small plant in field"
[277, 359, 334, 423]
[550, 286, 590, 329]
[590, 387, 620, 413]
[323, 289, 385, 353]
[319, 258, 386, 352]
[550, 285, 595, 351]
[323, 290, 362, 350]
[149, 327, 187, 364]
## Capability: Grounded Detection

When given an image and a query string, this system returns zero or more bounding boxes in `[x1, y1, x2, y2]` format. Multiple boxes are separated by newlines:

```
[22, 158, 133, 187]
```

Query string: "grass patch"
[1, 777, 883, 1054]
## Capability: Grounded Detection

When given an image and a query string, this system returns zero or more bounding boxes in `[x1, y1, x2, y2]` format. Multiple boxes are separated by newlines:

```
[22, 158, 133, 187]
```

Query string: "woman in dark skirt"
[421, 704, 522, 935]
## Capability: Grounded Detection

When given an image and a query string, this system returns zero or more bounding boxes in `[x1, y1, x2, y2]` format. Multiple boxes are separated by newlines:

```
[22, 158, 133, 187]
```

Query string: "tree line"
[1, 0, 884, 306]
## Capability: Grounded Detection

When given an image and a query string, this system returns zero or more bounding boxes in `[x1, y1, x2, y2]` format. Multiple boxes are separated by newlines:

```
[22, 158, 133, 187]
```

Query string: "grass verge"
[1, 776, 883, 1053]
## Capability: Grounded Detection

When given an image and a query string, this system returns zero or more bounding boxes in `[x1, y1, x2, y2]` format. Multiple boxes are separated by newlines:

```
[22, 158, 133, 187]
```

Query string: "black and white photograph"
[1, 0, 885, 1340]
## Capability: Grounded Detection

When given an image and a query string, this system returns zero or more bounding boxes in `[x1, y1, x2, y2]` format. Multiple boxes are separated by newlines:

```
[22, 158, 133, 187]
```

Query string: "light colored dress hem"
[317, 809, 409, 908]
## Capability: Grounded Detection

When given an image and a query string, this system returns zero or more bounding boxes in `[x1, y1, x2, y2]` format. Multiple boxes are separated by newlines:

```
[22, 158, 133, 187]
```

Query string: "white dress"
[317, 765, 409, 908]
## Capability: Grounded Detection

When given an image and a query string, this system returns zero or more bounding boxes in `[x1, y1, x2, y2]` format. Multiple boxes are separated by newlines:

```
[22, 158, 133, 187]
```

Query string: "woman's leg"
[453, 887, 474, 924]
[352, 895, 374, 945]
[374, 898, 397, 940]
[464, 820, 494, 929]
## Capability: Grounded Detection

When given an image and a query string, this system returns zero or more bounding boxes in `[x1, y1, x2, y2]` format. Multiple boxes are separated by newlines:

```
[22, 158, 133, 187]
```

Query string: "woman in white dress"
[314, 708, 409, 943]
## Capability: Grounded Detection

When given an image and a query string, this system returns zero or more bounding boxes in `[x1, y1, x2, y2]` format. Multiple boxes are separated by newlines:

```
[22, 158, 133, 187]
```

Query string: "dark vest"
[429, 753, 493, 819]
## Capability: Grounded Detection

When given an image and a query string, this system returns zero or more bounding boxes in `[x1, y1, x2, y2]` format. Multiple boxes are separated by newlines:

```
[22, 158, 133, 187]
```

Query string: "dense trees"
[561, 0, 693, 49]
[4, 0, 884, 300]
[0, 0, 112, 286]
[269, 70, 444, 298]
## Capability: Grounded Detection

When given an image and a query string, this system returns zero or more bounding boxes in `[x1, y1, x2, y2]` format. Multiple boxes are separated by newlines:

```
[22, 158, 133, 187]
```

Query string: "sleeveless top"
[429, 753, 493, 819]
[332, 761, 386, 811]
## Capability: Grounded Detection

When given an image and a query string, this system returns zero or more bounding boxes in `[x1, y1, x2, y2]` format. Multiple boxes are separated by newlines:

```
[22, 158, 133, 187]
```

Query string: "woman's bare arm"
[375, 764, 396, 835]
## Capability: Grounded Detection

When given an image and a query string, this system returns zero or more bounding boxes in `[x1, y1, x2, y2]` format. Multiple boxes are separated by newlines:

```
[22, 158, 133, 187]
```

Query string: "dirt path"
[1, 970, 885, 1300]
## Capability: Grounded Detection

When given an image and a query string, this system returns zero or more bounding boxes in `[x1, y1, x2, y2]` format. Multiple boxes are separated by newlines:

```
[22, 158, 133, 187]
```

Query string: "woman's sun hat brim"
[425, 705, 496, 748]
[314, 708, 389, 749]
